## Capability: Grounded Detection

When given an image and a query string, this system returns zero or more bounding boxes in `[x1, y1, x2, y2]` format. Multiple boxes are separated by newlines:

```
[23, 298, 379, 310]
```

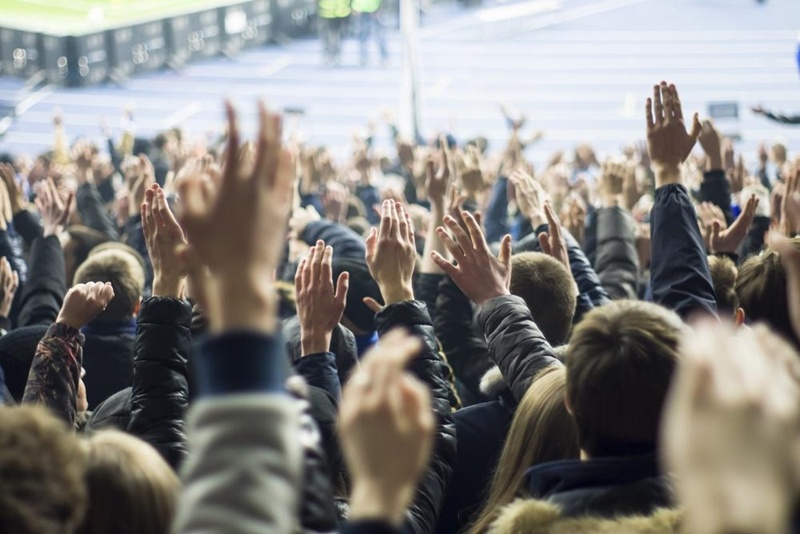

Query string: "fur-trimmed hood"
[487, 499, 682, 534]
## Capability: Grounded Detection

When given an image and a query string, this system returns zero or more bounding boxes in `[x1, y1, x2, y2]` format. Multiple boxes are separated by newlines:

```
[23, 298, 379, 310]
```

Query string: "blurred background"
[0, 0, 798, 165]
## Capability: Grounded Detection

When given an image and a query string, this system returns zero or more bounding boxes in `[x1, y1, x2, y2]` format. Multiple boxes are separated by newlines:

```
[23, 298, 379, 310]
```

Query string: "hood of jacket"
[488, 498, 682, 534]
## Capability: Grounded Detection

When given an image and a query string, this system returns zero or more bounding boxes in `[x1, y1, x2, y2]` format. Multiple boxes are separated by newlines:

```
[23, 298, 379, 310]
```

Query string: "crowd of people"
[0, 81, 799, 534]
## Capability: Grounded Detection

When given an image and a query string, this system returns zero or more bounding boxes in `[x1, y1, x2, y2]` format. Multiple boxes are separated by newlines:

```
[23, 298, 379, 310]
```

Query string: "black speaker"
[0, 28, 41, 78]
[108, 19, 167, 79]
[39, 32, 108, 87]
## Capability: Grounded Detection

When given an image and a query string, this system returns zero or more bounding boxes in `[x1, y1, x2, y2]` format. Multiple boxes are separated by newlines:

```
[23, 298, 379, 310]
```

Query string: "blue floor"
[0, 0, 798, 166]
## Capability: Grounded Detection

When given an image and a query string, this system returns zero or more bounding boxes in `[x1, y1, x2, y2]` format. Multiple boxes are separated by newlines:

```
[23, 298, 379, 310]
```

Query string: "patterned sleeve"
[22, 323, 85, 427]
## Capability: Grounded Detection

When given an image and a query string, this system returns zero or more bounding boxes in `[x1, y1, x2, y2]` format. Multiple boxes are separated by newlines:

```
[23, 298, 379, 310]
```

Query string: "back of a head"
[73, 248, 145, 323]
[707, 255, 738, 318]
[469, 367, 577, 534]
[566, 300, 684, 458]
[0, 405, 86, 534]
[80, 430, 179, 534]
[510, 252, 578, 345]
[736, 245, 798, 346]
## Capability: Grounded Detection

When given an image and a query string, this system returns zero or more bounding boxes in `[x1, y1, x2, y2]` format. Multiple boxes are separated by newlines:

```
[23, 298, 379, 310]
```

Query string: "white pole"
[399, 0, 422, 142]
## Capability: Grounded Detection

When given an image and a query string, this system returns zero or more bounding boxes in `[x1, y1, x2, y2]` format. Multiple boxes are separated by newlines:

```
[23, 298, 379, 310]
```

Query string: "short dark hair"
[708, 255, 738, 317]
[735, 243, 799, 345]
[0, 405, 87, 534]
[510, 252, 578, 345]
[74, 248, 145, 322]
[566, 300, 684, 457]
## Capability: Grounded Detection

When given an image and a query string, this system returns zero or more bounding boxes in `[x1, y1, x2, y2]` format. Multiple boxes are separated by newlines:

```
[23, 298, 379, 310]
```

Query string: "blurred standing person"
[318, 0, 351, 66]
[353, 0, 387, 67]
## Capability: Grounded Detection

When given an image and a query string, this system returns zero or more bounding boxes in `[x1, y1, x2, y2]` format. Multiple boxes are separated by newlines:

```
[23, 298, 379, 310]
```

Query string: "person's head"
[735, 243, 800, 345]
[73, 246, 145, 323]
[510, 252, 578, 345]
[0, 405, 87, 534]
[707, 255, 738, 318]
[468, 367, 578, 534]
[80, 430, 179, 534]
[566, 300, 685, 458]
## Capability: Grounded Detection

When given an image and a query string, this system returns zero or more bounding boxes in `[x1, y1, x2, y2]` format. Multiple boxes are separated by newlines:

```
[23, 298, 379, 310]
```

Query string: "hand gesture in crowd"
[780, 166, 800, 237]
[706, 194, 758, 254]
[177, 102, 294, 334]
[365, 200, 416, 305]
[35, 178, 73, 237]
[142, 183, 187, 298]
[697, 120, 723, 171]
[645, 82, 702, 187]
[0, 163, 25, 215]
[599, 160, 636, 209]
[295, 240, 349, 356]
[509, 170, 547, 228]
[56, 282, 115, 330]
[323, 181, 349, 223]
[458, 146, 485, 198]
[538, 203, 572, 274]
[426, 141, 451, 210]
[0, 257, 19, 319]
[339, 329, 434, 527]
[663, 321, 800, 534]
[431, 210, 512, 306]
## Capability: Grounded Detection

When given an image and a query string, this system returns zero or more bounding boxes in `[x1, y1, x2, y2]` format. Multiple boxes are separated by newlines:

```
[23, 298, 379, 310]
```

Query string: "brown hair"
[468, 367, 578, 534]
[510, 252, 578, 345]
[73, 248, 145, 322]
[566, 300, 684, 457]
[0, 405, 87, 534]
[79, 431, 179, 534]
[735, 243, 800, 346]
[707, 255, 738, 317]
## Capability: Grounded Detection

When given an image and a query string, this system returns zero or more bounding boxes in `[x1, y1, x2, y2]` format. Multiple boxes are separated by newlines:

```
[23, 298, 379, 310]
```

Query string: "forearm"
[293, 352, 341, 400]
[21, 323, 83, 425]
[420, 202, 448, 274]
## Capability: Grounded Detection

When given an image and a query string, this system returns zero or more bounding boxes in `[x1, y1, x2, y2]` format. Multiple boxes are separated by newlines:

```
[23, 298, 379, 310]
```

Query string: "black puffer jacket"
[128, 297, 191, 469]
[374, 300, 456, 534]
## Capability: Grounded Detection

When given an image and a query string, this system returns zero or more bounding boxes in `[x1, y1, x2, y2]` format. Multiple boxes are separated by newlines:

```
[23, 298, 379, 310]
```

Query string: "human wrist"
[705, 152, 723, 172]
[349, 481, 414, 527]
[474, 287, 510, 307]
[301, 331, 332, 356]
[209, 277, 277, 334]
[379, 282, 414, 305]
[55, 313, 84, 331]
[654, 164, 681, 188]
[152, 275, 184, 298]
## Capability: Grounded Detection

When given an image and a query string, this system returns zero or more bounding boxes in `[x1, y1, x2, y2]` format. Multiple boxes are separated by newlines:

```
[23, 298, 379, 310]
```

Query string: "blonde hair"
[468, 367, 578, 534]
[78, 430, 179, 534]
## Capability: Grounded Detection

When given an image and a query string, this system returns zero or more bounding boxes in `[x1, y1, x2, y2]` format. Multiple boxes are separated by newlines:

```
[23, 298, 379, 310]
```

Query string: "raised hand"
[177, 102, 294, 334]
[142, 183, 187, 298]
[780, 166, 800, 237]
[697, 120, 723, 171]
[0, 163, 24, 215]
[295, 240, 349, 356]
[0, 257, 19, 319]
[365, 200, 416, 305]
[538, 203, 572, 274]
[35, 178, 73, 237]
[56, 282, 115, 330]
[708, 195, 758, 254]
[509, 170, 547, 228]
[662, 321, 800, 534]
[426, 140, 451, 209]
[645, 82, 702, 187]
[340, 329, 433, 527]
[431, 210, 511, 306]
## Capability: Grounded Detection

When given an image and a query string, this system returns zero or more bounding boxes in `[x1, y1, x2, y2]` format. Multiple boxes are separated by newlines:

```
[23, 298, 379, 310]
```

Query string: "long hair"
[467, 367, 579, 534]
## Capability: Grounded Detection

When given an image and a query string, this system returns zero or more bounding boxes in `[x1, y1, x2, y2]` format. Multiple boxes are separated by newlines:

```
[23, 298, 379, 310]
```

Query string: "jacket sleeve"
[483, 176, 510, 244]
[127, 297, 192, 470]
[649, 184, 717, 319]
[343, 521, 402, 534]
[434, 276, 493, 403]
[477, 295, 562, 403]
[21, 323, 84, 426]
[374, 301, 456, 534]
[12, 210, 43, 247]
[76, 182, 120, 241]
[301, 220, 367, 260]
[17, 235, 66, 327]
[698, 169, 733, 224]
[172, 333, 303, 534]
[293, 352, 341, 401]
[594, 207, 639, 300]
[738, 215, 770, 264]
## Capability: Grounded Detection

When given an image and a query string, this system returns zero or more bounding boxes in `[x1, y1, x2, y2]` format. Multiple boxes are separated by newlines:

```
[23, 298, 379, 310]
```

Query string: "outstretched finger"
[544, 203, 563, 241]
[444, 215, 473, 255]
[321, 244, 333, 286]
[363, 296, 383, 313]
[334, 271, 349, 313]
[670, 84, 684, 120]
[59, 193, 74, 226]
[309, 240, 323, 283]
[435, 225, 465, 260]
[430, 250, 458, 278]
[538, 232, 552, 256]
[653, 85, 664, 125]
[380, 200, 396, 239]
[223, 100, 241, 183]
[498, 234, 512, 269]
[645, 98, 654, 131]
[396, 201, 410, 244]
[661, 82, 673, 122]
[462, 211, 488, 252]
[295, 257, 307, 292]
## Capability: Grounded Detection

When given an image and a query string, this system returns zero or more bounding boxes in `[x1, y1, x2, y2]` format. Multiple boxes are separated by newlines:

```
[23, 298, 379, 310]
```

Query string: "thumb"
[362, 296, 383, 313]
[711, 220, 722, 244]
[498, 234, 512, 268]
[538, 232, 551, 256]
[689, 113, 702, 141]
[334, 272, 350, 309]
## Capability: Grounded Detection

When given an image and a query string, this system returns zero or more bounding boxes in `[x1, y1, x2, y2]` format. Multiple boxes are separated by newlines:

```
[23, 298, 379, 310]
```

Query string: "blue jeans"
[357, 11, 387, 63]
